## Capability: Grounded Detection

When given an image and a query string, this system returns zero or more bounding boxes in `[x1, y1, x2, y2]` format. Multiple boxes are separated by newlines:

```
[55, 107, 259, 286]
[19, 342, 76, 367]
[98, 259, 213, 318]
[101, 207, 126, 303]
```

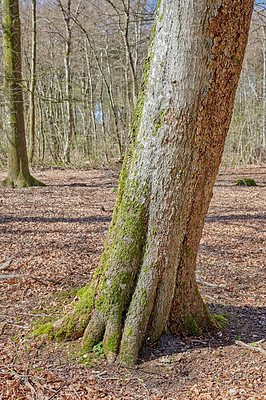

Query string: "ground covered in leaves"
[0, 165, 265, 400]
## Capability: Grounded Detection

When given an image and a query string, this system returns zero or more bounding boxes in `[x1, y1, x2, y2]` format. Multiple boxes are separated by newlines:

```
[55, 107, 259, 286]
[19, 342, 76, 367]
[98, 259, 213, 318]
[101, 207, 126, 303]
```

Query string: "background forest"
[0, 0, 265, 167]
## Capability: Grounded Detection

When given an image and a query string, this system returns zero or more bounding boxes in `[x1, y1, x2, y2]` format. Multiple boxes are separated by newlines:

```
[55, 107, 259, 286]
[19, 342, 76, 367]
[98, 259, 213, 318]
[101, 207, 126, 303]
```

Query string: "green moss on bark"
[104, 334, 120, 354]
[82, 336, 98, 352]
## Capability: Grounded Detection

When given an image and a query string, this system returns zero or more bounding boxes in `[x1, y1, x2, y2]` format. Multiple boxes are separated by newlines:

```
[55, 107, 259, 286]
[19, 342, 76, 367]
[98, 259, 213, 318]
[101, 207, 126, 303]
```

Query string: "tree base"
[34, 277, 218, 366]
[0, 174, 45, 188]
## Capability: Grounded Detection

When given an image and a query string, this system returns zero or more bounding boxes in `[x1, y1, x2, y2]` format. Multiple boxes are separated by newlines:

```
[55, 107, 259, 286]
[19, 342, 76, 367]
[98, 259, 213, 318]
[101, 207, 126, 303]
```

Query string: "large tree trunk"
[42, 0, 254, 364]
[1, 0, 44, 188]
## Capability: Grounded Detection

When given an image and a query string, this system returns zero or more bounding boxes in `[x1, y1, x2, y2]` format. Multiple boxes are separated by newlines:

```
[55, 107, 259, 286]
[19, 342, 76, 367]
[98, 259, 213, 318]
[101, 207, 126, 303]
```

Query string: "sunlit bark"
[37, 0, 254, 364]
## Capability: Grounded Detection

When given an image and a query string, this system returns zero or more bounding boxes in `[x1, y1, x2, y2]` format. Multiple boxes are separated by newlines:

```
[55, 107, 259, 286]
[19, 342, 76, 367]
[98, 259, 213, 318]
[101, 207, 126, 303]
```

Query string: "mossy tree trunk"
[47, 0, 254, 364]
[1, 0, 44, 188]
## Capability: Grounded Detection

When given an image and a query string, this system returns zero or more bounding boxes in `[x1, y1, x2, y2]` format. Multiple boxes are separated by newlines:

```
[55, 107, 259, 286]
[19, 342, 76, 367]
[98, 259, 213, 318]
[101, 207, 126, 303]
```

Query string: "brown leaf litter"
[0, 165, 265, 399]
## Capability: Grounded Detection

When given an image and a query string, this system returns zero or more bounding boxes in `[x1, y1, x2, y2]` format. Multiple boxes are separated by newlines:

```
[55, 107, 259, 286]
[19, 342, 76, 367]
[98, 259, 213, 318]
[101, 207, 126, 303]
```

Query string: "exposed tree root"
[35, 253, 217, 366]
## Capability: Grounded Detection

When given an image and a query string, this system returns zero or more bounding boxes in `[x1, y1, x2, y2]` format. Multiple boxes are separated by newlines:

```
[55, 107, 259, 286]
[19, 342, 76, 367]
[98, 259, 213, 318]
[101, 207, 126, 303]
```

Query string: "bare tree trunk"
[77, 24, 123, 158]
[262, 26, 266, 150]
[1, 0, 44, 187]
[28, 0, 37, 164]
[61, 0, 74, 164]
[85, 48, 97, 158]
[58, 0, 83, 164]
[100, 79, 109, 164]
[105, 0, 139, 107]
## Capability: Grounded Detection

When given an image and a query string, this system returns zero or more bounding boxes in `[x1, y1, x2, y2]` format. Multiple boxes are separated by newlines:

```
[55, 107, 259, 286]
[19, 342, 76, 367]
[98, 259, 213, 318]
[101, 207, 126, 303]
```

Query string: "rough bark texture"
[40, 0, 254, 364]
[1, 0, 44, 188]
[28, 0, 37, 165]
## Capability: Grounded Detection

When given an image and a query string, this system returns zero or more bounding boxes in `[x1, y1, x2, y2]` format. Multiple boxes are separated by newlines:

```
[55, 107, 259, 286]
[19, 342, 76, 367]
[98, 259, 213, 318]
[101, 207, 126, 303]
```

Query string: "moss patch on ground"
[235, 178, 257, 186]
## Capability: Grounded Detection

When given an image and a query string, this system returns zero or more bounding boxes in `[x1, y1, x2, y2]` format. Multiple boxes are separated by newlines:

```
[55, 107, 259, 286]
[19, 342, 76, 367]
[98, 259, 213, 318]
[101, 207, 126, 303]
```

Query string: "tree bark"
[60, 0, 83, 164]
[1, 0, 44, 188]
[40, 0, 254, 364]
[28, 0, 37, 165]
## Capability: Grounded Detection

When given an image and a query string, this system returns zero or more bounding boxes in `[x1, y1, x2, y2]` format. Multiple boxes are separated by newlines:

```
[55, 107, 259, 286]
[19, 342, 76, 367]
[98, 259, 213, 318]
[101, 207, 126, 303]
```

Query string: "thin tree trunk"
[1, 0, 44, 187]
[85, 49, 97, 157]
[58, 0, 83, 164]
[62, 7, 74, 164]
[100, 79, 109, 164]
[105, 0, 139, 107]
[28, 0, 37, 164]
[262, 26, 266, 150]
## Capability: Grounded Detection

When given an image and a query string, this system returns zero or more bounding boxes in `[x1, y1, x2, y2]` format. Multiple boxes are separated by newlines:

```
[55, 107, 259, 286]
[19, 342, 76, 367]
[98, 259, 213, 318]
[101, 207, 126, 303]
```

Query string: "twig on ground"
[0, 274, 22, 279]
[0, 322, 7, 334]
[15, 312, 48, 317]
[1, 367, 46, 381]
[6, 322, 28, 328]
[25, 347, 41, 378]
[29, 276, 62, 285]
[93, 370, 107, 376]
[95, 370, 150, 395]
[24, 378, 38, 399]
[0, 259, 12, 271]
[196, 279, 226, 288]
[203, 294, 218, 302]
[0, 274, 62, 285]
[70, 385, 81, 399]
[48, 383, 66, 399]
[235, 340, 266, 356]
[122, 365, 150, 395]
[59, 273, 76, 286]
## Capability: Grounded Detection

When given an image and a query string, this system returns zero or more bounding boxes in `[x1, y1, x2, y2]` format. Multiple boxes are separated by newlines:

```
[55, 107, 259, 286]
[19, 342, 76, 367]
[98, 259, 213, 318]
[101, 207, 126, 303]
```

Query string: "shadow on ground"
[139, 303, 265, 363]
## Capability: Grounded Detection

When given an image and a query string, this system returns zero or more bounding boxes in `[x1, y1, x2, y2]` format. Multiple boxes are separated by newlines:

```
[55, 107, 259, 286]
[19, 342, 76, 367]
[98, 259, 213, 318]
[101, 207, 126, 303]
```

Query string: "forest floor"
[0, 165, 265, 400]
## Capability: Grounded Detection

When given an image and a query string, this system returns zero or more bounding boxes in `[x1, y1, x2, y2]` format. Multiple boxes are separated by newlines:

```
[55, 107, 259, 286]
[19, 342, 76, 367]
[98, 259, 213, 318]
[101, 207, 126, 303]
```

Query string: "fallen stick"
[0, 274, 62, 285]
[235, 340, 266, 356]
[48, 383, 66, 399]
[0, 259, 12, 271]
[0, 274, 21, 279]
[196, 279, 226, 288]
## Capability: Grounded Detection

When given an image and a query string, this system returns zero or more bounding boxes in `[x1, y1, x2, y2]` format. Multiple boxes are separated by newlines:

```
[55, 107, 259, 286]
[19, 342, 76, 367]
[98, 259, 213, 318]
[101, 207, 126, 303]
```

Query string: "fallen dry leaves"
[0, 165, 265, 399]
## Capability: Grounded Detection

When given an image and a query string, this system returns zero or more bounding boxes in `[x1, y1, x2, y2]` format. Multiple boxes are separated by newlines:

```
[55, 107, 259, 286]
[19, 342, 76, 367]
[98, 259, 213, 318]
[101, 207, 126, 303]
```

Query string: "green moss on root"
[212, 314, 228, 327]
[104, 334, 120, 354]
[82, 336, 98, 352]
[183, 314, 203, 336]
[33, 322, 54, 339]
[75, 285, 97, 316]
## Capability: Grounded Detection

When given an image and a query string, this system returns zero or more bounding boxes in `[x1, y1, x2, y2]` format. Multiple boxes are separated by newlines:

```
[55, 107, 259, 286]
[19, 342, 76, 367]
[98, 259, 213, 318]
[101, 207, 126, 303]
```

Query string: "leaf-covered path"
[0, 166, 265, 399]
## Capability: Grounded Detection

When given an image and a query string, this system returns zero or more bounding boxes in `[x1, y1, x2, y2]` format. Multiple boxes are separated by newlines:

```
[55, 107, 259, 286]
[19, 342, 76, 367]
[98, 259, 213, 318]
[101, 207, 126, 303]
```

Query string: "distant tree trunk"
[105, 0, 139, 107]
[42, 0, 254, 364]
[1, 0, 44, 188]
[262, 26, 266, 150]
[59, 0, 83, 164]
[28, 0, 37, 165]
[63, 23, 74, 164]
